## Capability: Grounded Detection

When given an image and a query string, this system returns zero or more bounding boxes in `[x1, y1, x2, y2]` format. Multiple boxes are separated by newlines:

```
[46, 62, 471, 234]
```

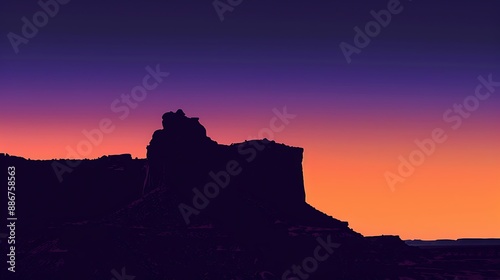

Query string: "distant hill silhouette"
[0, 110, 499, 279]
[406, 239, 500, 247]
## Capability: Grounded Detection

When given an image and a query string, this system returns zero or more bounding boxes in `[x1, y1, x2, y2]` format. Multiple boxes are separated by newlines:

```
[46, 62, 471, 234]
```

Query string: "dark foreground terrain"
[1, 110, 499, 279]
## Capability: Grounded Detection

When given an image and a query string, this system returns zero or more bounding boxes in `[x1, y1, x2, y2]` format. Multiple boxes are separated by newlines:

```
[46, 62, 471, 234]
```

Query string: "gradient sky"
[1, 0, 499, 240]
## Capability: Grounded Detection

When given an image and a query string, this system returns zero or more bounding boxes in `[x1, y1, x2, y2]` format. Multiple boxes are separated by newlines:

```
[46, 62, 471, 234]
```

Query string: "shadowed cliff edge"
[1, 110, 498, 280]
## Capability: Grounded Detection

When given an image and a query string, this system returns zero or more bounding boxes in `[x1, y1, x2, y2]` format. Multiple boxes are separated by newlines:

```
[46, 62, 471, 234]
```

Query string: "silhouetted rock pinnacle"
[147, 109, 217, 160]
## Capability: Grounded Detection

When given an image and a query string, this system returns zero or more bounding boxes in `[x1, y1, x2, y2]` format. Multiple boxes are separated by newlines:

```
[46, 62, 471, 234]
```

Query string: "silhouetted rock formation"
[1, 110, 498, 280]
[147, 109, 217, 159]
[145, 109, 218, 194]
[144, 110, 337, 230]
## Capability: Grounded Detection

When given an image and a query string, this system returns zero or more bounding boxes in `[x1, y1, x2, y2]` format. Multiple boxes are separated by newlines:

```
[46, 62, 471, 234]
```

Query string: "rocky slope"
[2, 110, 497, 279]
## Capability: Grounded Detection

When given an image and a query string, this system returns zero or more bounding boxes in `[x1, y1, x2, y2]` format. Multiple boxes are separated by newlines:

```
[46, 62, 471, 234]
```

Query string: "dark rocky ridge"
[1, 110, 498, 279]
[145, 109, 310, 226]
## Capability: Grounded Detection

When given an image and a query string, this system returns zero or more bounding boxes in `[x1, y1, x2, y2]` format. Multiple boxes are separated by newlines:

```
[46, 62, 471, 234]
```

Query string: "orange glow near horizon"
[1, 108, 499, 240]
